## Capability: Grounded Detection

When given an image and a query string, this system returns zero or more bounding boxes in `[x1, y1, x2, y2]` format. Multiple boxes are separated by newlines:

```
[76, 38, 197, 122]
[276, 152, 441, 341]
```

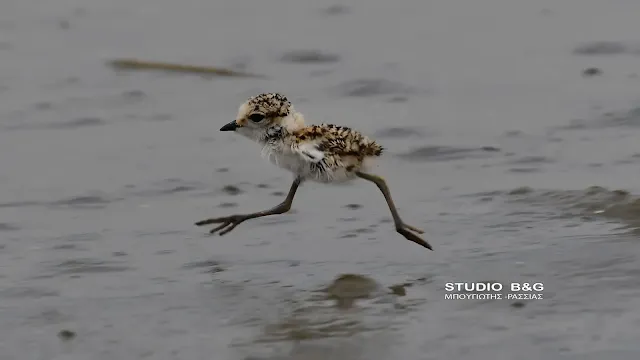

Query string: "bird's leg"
[195, 177, 302, 236]
[355, 171, 433, 250]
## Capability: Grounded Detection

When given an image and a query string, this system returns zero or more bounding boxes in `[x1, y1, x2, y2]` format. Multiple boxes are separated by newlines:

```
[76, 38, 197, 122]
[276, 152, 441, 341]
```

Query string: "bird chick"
[195, 92, 432, 250]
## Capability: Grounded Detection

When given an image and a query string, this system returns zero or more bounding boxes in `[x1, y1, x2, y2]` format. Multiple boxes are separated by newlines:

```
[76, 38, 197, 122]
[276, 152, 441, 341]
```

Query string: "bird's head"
[220, 92, 304, 142]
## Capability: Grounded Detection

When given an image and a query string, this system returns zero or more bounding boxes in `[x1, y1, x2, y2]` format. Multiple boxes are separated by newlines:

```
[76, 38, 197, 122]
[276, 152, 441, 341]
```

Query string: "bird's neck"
[258, 110, 305, 143]
[263, 124, 287, 142]
[281, 110, 306, 132]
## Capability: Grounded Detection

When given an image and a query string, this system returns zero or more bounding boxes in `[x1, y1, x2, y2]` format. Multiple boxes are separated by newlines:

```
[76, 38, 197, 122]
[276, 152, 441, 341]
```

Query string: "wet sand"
[2, 0, 640, 359]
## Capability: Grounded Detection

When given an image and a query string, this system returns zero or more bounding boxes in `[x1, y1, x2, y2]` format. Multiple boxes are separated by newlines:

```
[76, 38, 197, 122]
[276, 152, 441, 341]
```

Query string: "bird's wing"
[293, 141, 325, 163]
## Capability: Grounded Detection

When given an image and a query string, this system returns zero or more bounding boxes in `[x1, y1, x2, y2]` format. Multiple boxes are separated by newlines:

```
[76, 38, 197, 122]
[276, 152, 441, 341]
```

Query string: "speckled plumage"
[195, 92, 433, 251]
[246, 92, 292, 118]
[234, 93, 384, 183]
[292, 124, 384, 158]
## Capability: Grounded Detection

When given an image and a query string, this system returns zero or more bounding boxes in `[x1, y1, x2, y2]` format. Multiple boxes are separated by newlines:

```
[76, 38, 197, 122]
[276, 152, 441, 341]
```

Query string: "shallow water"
[2, 0, 640, 359]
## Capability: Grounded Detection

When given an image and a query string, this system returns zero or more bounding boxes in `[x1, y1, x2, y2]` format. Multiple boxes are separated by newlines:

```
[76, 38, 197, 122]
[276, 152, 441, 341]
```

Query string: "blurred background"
[2, 0, 640, 359]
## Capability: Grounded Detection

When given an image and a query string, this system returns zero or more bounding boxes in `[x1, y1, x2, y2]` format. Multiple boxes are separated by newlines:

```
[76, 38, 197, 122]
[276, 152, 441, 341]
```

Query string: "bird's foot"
[195, 214, 248, 236]
[395, 223, 432, 250]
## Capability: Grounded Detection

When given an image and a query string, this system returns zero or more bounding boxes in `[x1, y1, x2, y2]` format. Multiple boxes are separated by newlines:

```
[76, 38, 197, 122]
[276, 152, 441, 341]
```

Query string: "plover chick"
[195, 93, 432, 250]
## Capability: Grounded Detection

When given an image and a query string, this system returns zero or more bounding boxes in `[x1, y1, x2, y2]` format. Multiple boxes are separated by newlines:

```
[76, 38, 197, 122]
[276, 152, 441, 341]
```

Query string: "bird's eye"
[248, 113, 265, 122]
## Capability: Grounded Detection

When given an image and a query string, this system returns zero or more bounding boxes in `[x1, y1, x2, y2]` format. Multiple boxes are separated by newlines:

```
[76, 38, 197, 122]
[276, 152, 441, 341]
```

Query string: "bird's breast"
[261, 143, 304, 173]
[272, 152, 306, 173]
[260, 141, 357, 183]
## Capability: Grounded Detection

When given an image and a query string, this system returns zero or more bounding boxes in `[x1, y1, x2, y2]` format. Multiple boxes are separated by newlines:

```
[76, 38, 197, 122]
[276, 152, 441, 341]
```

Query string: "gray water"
[2, 0, 640, 359]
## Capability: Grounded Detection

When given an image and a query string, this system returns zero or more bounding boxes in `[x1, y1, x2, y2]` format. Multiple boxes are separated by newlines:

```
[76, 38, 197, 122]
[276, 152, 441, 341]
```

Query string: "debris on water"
[350, 227, 375, 234]
[207, 266, 225, 274]
[321, 4, 351, 16]
[218, 202, 238, 208]
[221, 185, 243, 195]
[58, 329, 76, 341]
[582, 67, 602, 77]
[108, 59, 266, 78]
[339, 233, 358, 239]
[343, 203, 362, 210]
[510, 301, 526, 308]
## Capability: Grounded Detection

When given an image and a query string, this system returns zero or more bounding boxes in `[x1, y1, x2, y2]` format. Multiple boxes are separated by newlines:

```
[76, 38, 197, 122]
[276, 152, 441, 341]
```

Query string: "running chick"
[195, 93, 432, 250]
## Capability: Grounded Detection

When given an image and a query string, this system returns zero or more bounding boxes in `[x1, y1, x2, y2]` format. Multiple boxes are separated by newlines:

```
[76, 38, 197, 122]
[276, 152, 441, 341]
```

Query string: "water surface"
[2, 0, 640, 359]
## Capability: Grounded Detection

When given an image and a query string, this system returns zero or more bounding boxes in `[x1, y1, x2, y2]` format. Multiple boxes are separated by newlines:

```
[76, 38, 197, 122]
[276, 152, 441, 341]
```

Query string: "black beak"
[220, 120, 238, 132]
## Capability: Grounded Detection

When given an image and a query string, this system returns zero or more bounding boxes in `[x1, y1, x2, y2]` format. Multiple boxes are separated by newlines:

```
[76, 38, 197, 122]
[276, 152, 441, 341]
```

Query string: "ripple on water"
[0, 223, 20, 231]
[396, 145, 501, 162]
[340, 228, 376, 239]
[37, 258, 131, 278]
[507, 168, 541, 174]
[28, 309, 71, 325]
[0, 201, 45, 209]
[120, 89, 146, 102]
[333, 78, 419, 97]
[373, 126, 427, 139]
[553, 106, 640, 131]
[218, 202, 238, 208]
[279, 50, 340, 64]
[48, 194, 117, 209]
[127, 178, 204, 198]
[2, 117, 108, 131]
[320, 4, 351, 16]
[614, 153, 640, 165]
[0, 286, 60, 299]
[470, 186, 640, 232]
[181, 259, 226, 274]
[2, 194, 118, 210]
[54, 232, 103, 242]
[506, 156, 555, 165]
[52, 244, 86, 251]
[573, 41, 640, 56]
[46, 117, 106, 129]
